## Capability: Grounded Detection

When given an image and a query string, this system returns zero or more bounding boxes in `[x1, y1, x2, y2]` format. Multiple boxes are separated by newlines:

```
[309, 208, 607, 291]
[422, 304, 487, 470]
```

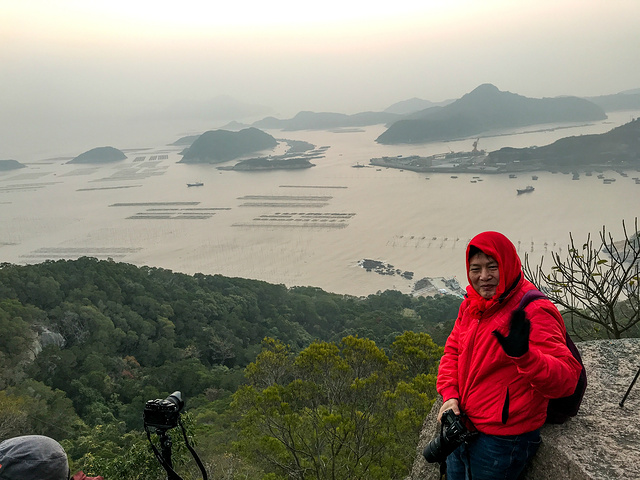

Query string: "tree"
[232, 335, 438, 480]
[524, 219, 640, 339]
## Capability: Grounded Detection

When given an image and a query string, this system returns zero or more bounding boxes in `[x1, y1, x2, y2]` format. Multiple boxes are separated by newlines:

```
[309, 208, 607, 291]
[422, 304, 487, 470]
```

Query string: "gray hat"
[0, 435, 69, 480]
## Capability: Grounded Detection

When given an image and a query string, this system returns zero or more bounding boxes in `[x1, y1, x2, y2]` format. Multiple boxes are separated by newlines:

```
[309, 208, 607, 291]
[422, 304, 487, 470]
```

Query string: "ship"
[187, 182, 204, 187]
[517, 185, 535, 195]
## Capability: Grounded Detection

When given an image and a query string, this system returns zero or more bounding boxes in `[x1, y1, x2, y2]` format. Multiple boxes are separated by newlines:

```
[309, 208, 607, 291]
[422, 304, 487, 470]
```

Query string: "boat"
[352, 163, 366, 168]
[187, 182, 204, 187]
[517, 186, 535, 195]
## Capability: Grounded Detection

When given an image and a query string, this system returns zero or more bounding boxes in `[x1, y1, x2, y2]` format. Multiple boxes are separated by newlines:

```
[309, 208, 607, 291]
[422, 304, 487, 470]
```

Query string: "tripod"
[145, 419, 208, 480]
[619, 364, 640, 408]
[147, 428, 182, 480]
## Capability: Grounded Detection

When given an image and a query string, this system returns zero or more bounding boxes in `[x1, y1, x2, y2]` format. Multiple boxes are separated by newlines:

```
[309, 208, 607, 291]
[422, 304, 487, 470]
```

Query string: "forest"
[0, 258, 461, 479]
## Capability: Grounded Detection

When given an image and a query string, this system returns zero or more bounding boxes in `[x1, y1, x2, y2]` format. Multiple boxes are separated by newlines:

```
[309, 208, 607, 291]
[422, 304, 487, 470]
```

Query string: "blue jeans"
[445, 430, 541, 480]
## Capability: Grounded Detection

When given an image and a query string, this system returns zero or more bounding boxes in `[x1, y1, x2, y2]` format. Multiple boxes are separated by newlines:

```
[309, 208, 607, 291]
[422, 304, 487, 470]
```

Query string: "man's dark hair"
[468, 245, 482, 260]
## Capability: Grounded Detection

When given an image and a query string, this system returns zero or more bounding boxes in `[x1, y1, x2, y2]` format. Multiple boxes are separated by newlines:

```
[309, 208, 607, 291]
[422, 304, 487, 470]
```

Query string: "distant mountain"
[179, 127, 278, 163]
[252, 111, 400, 131]
[159, 95, 272, 122]
[171, 135, 200, 146]
[67, 146, 126, 164]
[486, 118, 640, 168]
[376, 84, 607, 144]
[384, 97, 454, 115]
[218, 120, 251, 131]
[583, 91, 640, 112]
[0, 159, 26, 171]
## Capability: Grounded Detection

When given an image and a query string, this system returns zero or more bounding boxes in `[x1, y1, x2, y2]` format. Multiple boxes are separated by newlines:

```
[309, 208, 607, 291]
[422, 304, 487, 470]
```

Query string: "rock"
[409, 339, 640, 480]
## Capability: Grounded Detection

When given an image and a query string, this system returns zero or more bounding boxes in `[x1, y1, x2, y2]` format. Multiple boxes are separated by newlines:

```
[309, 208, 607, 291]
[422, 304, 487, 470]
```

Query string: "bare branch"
[523, 219, 640, 339]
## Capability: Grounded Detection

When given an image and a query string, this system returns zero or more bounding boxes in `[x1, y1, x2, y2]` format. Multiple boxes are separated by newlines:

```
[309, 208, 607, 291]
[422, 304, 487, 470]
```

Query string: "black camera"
[143, 391, 184, 430]
[423, 409, 478, 464]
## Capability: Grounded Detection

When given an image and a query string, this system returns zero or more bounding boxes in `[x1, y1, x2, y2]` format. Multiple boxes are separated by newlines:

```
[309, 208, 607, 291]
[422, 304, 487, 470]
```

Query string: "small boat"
[187, 182, 204, 187]
[517, 186, 535, 195]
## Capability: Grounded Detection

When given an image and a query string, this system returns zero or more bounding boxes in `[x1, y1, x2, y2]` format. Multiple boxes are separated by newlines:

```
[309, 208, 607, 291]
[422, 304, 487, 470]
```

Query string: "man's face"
[469, 252, 500, 299]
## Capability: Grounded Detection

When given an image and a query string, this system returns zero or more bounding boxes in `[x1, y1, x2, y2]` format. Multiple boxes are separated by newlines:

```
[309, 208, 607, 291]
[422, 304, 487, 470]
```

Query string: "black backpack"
[517, 289, 587, 424]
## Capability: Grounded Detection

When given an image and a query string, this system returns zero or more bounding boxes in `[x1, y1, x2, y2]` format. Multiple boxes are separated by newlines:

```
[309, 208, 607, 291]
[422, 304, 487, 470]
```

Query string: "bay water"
[1, 111, 639, 297]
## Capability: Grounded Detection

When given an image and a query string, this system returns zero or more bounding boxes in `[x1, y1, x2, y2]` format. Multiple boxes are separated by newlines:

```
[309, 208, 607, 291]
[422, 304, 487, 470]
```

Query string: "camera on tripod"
[143, 391, 184, 431]
[143, 390, 208, 480]
[423, 409, 478, 464]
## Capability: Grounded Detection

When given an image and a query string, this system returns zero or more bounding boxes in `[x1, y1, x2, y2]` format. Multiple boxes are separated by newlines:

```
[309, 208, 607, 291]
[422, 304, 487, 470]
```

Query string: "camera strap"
[177, 417, 208, 480]
[437, 420, 447, 479]
[145, 427, 183, 480]
[144, 419, 209, 480]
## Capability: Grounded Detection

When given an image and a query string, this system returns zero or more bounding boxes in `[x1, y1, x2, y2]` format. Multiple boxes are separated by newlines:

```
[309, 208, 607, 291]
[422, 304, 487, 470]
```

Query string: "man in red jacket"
[436, 231, 582, 480]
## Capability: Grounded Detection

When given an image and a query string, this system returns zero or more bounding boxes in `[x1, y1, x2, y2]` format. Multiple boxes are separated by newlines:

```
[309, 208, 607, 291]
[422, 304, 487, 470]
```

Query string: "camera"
[143, 391, 184, 430]
[423, 409, 477, 464]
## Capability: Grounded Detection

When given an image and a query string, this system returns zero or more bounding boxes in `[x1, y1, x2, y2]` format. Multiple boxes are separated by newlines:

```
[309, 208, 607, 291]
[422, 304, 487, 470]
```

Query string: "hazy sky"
[2, 0, 640, 158]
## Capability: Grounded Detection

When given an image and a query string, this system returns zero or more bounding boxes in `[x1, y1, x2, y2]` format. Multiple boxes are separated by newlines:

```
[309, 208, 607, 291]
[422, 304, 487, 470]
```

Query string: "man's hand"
[438, 398, 460, 422]
[493, 309, 530, 357]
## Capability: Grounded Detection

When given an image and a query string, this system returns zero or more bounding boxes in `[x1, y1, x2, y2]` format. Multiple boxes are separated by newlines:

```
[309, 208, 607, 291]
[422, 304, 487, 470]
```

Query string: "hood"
[466, 231, 522, 300]
[0, 435, 69, 480]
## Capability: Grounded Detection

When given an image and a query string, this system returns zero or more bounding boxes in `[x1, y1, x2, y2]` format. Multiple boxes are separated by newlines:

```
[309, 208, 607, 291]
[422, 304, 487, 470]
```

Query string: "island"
[218, 157, 315, 171]
[485, 117, 640, 171]
[0, 159, 27, 171]
[179, 128, 278, 163]
[371, 118, 640, 174]
[67, 146, 126, 164]
[375, 84, 607, 145]
[217, 140, 327, 171]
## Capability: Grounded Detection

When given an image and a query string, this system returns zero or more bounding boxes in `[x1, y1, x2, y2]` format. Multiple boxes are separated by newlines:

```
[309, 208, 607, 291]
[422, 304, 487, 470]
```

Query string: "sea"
[1, 111, 639, 297]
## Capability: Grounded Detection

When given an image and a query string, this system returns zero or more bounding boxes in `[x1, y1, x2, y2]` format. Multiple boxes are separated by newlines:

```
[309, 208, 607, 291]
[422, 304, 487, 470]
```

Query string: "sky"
[2, 0, 640, 158]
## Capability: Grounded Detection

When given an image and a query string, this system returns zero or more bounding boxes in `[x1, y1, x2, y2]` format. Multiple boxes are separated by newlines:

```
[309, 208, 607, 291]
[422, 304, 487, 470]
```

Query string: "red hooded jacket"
[436, 231, 582, 435]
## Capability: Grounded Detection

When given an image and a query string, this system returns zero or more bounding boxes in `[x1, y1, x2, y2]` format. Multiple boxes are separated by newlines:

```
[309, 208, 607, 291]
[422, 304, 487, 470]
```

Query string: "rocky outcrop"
[410, 339, 640, 480]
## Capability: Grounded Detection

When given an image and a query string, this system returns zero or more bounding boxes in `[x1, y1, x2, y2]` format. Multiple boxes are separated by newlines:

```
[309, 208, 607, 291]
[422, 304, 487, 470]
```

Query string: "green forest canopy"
[0, 258, 460, 479]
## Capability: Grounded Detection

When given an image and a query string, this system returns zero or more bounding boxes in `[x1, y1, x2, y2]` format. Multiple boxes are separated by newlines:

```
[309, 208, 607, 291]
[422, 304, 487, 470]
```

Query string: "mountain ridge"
[376, 84, 607, 144]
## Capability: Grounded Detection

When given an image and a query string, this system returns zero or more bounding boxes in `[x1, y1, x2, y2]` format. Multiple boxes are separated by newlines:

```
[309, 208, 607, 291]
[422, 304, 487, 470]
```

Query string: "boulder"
[409, 339, 640, 480]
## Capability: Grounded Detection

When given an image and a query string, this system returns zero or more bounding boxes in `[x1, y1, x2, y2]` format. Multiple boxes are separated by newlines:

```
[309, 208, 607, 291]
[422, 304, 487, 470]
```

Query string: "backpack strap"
[517, 289, 587, 423]
[517, 289, 548, 311]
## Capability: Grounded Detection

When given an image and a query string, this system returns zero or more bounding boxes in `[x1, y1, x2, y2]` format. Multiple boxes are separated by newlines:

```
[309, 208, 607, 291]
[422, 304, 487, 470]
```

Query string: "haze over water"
[1, 111, 639, 297]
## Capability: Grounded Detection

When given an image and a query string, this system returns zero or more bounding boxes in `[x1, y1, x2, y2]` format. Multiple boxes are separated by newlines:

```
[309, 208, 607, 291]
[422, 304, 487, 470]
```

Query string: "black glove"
[493, 309, 530, 357]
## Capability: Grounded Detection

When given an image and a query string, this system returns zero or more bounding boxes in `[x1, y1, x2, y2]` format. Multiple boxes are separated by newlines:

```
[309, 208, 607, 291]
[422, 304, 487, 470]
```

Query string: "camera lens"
[423, 435, 444, 463]
[166, 391, 184, 412]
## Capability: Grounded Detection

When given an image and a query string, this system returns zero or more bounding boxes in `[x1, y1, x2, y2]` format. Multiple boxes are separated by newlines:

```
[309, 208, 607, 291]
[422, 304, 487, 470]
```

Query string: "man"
[436, 231, 582, 479]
